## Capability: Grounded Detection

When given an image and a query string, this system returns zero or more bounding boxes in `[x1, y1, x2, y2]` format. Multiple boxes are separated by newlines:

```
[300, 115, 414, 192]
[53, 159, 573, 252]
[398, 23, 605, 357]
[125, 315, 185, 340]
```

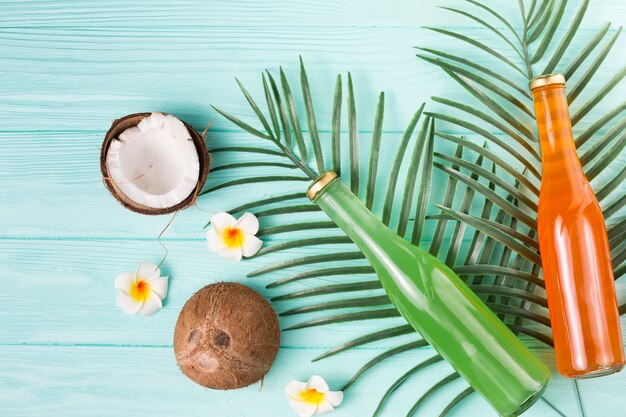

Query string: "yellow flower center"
[222, 226, 244, 248]
[299, 388, 325, 405]
[130, 279, 150, 302]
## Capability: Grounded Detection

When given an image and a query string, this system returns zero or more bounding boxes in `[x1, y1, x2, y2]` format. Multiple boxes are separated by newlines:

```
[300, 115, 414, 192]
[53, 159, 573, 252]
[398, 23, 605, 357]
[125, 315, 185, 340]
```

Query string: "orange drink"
[531, 74, 624, 378]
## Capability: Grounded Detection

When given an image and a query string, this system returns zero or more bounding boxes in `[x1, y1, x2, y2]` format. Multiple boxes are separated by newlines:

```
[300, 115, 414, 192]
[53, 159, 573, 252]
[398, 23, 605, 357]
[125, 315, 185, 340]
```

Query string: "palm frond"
[406, 373, 461, 417]
[347, 72, 359, 195]
[299, 57, 325, 173]
[411, 0, 624, 412]
[313, 325, 414, 362]
[283, 308, 401, 331]
[372, 355, 444, 417]
[254, 236, 352, 258]
[247, 251, 364, 277]
[397, 116, 431, 237]
[272, 280, 381, 301]
[365, 93, 385, 210]
[382, 104, 425, 226]
[412, 119, 435, 245]
[280, 295, 391, 316]
[341, 340, 428, 391]
[279, 67, 309, 164]
[207, 2, 625, 405]
[266, 265, 373, 288]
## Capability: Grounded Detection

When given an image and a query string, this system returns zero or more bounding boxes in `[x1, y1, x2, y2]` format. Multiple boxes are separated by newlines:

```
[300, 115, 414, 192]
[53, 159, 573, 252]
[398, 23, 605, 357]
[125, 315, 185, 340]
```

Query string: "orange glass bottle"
[531, 74, 624, 378]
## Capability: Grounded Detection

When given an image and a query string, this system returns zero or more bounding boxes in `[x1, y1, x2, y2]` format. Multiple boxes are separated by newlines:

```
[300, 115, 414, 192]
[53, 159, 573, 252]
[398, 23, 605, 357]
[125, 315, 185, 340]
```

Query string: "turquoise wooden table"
[1, 1, 625, 416]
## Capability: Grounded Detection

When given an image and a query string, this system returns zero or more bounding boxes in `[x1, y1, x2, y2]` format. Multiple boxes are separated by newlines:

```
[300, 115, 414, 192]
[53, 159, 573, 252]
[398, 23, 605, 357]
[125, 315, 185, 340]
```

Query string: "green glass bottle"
[307, 172, 551, 417]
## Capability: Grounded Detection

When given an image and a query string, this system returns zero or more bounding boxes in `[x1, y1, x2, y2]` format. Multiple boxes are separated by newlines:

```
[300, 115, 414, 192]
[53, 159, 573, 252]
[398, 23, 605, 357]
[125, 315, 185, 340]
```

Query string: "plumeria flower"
[115, 262, 168, 316]
[207, 212, 263, 261]
[285, 375, 344, 417]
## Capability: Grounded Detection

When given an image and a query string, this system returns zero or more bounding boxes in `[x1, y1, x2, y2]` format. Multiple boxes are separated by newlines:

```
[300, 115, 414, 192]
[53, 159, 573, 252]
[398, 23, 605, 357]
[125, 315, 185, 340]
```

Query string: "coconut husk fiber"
[173, 282, 281, 390]
[100, 112, 211, 215]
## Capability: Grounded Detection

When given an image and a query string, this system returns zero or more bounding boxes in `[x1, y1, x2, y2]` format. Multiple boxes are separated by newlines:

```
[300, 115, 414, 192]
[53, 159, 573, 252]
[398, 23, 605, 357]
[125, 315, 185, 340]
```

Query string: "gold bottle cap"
[306, 171, 338, 200]
[529, 73, 565, 90]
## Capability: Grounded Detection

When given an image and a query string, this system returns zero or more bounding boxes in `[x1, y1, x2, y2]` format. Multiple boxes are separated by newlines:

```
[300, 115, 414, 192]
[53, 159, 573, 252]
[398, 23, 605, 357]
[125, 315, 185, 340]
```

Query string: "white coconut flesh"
[106, 112, 200, 210]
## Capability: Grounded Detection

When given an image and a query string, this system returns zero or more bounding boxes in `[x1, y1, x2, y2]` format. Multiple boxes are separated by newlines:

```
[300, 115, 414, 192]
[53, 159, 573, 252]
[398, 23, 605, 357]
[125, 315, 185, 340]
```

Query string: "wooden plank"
[2, 129, 623, 239]
[1, 0, 625, 415]
[1, 0, 624, 28]
[0, 129, 485, 239]
[2, 344, 623, 417]
[0, 237, 411, 347]
[1, 238, 624, 348]
[0, 26, 623, 132]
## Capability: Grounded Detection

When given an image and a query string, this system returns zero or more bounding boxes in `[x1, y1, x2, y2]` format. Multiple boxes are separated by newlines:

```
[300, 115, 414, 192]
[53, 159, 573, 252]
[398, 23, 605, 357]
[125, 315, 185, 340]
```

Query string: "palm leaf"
[413, 119, 435, 245]
[280, 295, 391, 316]
[199, 175, 309, 195]
[209, 161, 297, 173]
[272, 280, 381, 301]
[299, 57, 325, 173]
[382, 104, 425, 226]
[266, 265, 373, 288]
[331, 74, 343, 175]
[256, 221, 336, 237]
[424, 26, 526, 76]
[317, 326, 416, 364]
[265, 71, 292, 147]
[248, 251, 364, 277]
[397, 116, 431, 237]
[206, 63, 475, 416]
[406, 373, 461, 417]
[341, 340, 428, 391]
[347, 72, 359, 195]
[438, 387, 475, 417]
[365, 93, 385, 209]
[372, 355, 444, 417]
[429, 144, 464, 256]
[279, 67, 308, 163]
[283, 308, 401, 331]
[416, 0, 624, 413]
[205, 6, 625, 406]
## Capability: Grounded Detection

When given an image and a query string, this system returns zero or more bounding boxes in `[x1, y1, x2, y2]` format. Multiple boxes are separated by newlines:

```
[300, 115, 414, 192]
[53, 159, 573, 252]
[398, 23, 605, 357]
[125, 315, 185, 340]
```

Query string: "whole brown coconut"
[174, 282, 281, 390]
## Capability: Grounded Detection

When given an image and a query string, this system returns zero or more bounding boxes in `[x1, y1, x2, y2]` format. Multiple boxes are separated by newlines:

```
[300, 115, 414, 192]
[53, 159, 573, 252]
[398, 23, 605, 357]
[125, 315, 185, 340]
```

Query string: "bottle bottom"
[564, 362, 625, 379]
[503, 378, 550, 417]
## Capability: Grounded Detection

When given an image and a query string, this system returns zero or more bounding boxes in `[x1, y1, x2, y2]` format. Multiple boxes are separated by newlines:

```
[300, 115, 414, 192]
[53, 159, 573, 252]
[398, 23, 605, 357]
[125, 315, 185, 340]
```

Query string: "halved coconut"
[101, 112, 210, 215]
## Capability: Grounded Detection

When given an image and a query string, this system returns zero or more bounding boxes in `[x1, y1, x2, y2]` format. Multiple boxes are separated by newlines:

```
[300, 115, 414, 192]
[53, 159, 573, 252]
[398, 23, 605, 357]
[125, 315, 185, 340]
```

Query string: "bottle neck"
[313, 178, 398, 253]
[532, 84, 583, 180]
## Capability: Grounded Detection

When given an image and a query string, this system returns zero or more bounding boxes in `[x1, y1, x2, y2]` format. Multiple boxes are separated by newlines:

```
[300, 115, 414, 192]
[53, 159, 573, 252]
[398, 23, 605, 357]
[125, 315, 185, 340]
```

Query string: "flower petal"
[289, 399, 317, 417]
[306, 375, 330, 393]
[138, 291, 163, 316]
[242, 234, 263, 257]
[211, 212, 237, 234]
[285, 380, 308, 400]
[315, 400, 334, 416]
[146, 276, 168, 300]
[114, 272, 136, 295]
[116, 293, 143, 315]
[207, 228, 227, 251]
[217, 247, 243, 262]
[235, 212, 259, 235]
[136, 262, 160, 280]
[324, 391, 344, 407]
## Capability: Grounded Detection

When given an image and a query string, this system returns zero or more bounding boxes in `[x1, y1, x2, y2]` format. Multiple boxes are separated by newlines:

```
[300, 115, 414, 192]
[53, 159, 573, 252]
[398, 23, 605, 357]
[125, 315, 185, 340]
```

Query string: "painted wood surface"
[1, 1, 625, 416]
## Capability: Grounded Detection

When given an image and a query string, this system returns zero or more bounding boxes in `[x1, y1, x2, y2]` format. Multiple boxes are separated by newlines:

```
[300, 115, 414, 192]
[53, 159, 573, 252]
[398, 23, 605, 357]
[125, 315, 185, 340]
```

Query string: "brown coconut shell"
[100, 112, 211, 215]
[173, 282, 281, 390]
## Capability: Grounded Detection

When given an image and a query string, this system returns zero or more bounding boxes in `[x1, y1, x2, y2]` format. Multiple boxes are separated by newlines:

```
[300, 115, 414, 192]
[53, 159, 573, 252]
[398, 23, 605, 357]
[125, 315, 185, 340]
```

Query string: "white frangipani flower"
[206, 212, 263, 261]
[115, 262, 168, 316]
[285, 375, 344, 417]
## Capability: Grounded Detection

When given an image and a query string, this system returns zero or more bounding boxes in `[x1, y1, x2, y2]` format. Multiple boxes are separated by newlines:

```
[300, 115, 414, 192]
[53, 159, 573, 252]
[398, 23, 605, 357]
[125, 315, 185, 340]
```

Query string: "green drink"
[307, 172, 550, 417]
